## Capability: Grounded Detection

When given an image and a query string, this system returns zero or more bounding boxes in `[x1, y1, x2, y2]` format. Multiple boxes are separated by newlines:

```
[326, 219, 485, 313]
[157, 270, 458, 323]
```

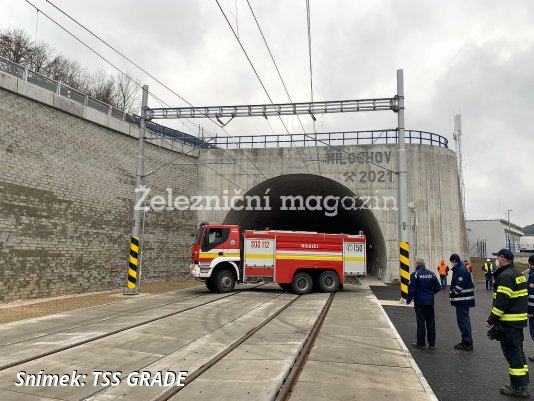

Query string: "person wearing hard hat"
[481, 258, 494, 290]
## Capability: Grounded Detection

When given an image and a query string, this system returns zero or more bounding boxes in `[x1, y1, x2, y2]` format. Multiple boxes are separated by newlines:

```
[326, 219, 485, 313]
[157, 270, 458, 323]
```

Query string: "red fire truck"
[190, 224, 366, 294]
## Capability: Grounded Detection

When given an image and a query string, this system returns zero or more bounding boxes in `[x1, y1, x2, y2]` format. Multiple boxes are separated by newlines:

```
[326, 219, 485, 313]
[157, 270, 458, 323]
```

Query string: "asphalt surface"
[371, 284, 534, 401]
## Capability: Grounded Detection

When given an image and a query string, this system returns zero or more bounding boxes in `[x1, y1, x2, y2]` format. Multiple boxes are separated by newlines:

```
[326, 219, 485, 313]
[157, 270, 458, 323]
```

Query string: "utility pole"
[124, 85, 149, 295]
[397, 70, 410, 301]
[453, 114, 465, 217]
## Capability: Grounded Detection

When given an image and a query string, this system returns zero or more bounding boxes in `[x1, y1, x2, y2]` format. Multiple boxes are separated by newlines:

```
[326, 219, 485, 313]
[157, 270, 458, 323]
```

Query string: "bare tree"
[29, 41, 52, 73]
[114, 71, 140, 113]
[46, 55, 89, 91]
[46, 55, 70, 80]
[0, 28, 33, 64]
[0, 27, 142, 111]
[89, 70, 116, 105]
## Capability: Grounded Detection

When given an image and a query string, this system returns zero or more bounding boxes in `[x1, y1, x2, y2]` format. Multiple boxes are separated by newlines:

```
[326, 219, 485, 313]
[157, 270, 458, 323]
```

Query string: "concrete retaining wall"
[197, 144, 467, 283]
[0, 74, 198, 302]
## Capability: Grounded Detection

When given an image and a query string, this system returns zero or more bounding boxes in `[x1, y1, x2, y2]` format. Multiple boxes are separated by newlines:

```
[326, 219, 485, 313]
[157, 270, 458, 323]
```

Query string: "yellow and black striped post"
[400, 242, 410, 299]
[125, 236, 140, 295]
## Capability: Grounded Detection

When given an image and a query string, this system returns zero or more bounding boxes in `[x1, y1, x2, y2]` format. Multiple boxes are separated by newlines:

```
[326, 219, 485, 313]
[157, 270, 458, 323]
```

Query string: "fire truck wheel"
[292, 272, 313, 295]
[278, 283, 292, 291]
[205, 278, 217, 292]
[215, 270, 235, 293]
[319, 271, 340, 292]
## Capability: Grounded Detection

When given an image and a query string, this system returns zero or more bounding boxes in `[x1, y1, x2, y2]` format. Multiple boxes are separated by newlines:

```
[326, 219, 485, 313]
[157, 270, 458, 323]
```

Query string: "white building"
[521, 235, 534, 252]
[466, 219, 524, 258]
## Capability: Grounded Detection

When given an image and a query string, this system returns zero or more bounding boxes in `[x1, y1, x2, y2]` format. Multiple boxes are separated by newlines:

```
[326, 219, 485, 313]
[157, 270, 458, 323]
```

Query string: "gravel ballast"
[0, 280, 202, 324]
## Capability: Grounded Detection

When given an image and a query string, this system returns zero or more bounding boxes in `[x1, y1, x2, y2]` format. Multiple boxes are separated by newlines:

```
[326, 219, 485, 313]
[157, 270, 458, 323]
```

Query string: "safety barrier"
[207, 129, 448, 149]
[0, 56, 448, 150]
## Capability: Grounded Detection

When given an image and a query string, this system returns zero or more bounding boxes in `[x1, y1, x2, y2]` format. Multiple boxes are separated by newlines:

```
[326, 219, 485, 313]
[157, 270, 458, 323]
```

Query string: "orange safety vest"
[438, 260, 448, 275]
[465, 262, 472, 272]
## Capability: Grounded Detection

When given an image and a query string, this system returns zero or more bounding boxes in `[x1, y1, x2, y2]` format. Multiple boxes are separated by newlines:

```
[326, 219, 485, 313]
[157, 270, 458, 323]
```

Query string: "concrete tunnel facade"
[197, 143, 468, 283]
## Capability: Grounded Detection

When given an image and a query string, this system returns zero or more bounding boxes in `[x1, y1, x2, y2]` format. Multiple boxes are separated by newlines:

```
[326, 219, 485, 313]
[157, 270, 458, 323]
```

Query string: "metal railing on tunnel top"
[0, 55, 213, 148]
[0, 56, 448, 150]
[0, 55, 128, 121]
[207, 129, 449, 149]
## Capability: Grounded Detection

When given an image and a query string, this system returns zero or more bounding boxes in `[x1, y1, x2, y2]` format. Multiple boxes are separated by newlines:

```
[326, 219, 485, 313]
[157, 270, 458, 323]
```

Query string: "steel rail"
[0, 284, 265, 371]
[155, 293, 303, 401]
[274, 292, 335, 401]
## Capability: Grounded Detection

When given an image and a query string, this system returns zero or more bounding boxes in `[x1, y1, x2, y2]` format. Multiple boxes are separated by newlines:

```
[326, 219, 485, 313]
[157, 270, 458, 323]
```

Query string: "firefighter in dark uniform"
[405, 258, 442, 349]
[449, 254, 475, 350]
[527, 255, 534, 363]
[486, 248, 529, 398]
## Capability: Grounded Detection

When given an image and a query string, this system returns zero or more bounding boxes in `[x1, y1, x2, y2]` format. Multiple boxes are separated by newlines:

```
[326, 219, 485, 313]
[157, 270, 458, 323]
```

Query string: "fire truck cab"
[190, 223, 366, 294]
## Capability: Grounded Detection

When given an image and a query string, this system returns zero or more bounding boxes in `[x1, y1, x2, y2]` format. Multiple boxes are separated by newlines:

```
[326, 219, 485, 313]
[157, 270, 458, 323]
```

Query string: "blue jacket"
[528, 268, 534, 315]
[449, 262, 475, 308]
[406, 266, 441, 305]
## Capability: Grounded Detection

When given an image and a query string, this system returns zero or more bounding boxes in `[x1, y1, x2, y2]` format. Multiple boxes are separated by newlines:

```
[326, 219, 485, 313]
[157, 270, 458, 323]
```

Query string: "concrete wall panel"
[0, 86, 197, 302]
[198, 144, 467, 282]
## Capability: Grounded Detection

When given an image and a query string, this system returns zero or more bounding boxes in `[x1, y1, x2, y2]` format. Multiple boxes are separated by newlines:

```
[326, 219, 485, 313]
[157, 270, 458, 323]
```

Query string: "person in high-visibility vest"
[481, 258, 494, 290]
[486, 248, 528, 398]
[465, 260, 472, 271]
[527, 255, 534, 363]
[437, 259, 449, 289]
[449, 254, 475, 350]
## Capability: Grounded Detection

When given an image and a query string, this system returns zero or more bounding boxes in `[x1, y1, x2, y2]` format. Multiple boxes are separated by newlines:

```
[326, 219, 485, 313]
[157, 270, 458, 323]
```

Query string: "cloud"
[1, 0, 533, 225]
[422, 39, 534, 224]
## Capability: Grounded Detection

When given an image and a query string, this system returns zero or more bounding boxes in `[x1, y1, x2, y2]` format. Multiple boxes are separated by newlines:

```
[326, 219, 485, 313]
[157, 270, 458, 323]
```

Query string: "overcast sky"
[1, 0, 533, 226]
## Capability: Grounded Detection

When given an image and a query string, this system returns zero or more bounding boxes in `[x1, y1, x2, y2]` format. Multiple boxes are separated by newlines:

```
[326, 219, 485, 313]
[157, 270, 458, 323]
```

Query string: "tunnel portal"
[223, 174, 387, 274]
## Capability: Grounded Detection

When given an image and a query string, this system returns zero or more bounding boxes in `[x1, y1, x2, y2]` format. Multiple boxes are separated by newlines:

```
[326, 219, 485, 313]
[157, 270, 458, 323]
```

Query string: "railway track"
[0, 287, 335, 401]
[0, 284, 265, 371]
[274, 292, 334, 401]
[163, 293, 335, 401]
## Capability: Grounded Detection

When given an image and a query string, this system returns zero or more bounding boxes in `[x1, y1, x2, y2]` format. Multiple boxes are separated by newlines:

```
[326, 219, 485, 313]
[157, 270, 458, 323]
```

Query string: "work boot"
[500, 385, 529, 398]
[529, 356, 534, 363]
[411, 342, 425, 349]
[454, 342, 473, 351]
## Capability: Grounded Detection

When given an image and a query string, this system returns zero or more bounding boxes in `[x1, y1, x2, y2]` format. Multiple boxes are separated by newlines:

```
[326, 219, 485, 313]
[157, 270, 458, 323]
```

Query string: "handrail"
[206, 129, 448, 149]
[0, 56, 448, 150]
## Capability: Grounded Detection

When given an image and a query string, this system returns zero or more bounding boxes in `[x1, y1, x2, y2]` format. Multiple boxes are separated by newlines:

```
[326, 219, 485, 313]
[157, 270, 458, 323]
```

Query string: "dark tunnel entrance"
[223, 174, 387, 275]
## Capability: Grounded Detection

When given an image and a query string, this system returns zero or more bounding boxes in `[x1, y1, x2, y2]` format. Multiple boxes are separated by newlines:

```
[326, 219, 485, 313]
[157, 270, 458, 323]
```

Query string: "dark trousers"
[529, 317, 534, 342]
[414, 304, 436, 347]
[485, 275, 493, 290]
[455, 306, 473, 345]
[439, 275, 447, 288]
[500, 327, 529, 388]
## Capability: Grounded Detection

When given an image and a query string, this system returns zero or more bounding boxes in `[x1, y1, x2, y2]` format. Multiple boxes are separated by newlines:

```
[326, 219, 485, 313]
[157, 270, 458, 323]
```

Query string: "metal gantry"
[147, 97, 399, 120]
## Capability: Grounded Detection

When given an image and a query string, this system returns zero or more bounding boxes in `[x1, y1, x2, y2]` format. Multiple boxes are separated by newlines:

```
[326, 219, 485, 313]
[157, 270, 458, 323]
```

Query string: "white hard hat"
[486, 258, 491, 261]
